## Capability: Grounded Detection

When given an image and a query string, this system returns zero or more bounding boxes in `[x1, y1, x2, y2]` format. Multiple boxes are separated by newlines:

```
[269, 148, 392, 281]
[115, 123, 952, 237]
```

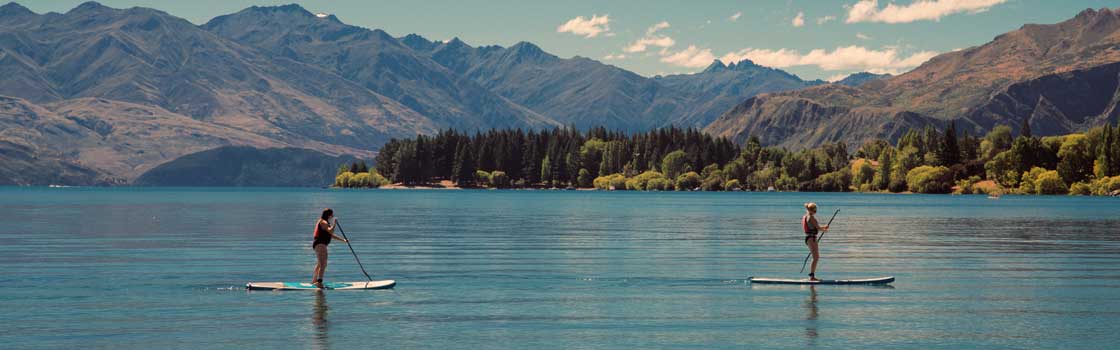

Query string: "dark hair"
[321, 208, 334, 220]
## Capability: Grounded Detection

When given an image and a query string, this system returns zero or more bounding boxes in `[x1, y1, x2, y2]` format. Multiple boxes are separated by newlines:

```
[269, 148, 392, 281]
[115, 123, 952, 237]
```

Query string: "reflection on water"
[1, 188, 1119, 349]
[804, 286, 818, 346]
[312, 291, 329, 350]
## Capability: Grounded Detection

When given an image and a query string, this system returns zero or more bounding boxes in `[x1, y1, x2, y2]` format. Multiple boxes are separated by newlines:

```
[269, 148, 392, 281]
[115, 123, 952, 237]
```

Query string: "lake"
[1, 187, 1117, 349]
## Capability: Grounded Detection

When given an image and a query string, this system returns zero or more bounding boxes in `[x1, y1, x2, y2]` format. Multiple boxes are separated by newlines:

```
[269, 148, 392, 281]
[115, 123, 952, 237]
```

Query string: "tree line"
[333, 122, 1120, 196]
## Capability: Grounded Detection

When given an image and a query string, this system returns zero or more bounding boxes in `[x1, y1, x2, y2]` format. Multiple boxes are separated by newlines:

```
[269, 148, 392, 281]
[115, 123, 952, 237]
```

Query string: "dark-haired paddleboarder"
[311, 208, 348, 289]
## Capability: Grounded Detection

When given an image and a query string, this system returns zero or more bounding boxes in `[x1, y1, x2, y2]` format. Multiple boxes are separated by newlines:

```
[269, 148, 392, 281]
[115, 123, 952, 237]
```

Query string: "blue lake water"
[1, 187, 1118, 349]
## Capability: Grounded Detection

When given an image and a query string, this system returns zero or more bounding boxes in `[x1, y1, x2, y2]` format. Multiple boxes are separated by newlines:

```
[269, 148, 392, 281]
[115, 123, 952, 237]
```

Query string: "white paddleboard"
[246, 280, 396, 290]
[748, 276, 894, 285]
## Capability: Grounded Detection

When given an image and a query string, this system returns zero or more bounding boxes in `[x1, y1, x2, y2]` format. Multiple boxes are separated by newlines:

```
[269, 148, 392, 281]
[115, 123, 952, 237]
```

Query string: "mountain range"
[0, 2, 1117, 185]
[706, 7, 1120, 149]
[0, 2, 830, 185]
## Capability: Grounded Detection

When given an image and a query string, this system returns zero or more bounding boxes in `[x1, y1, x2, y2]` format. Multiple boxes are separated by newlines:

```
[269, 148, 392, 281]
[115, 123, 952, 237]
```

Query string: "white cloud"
[660, 45, 717, 68]
[826, 73, 852, 82]
[792, 12, 805, 27]
[816, 15, 836, 25]
[846, 0, 1006, 24]
[624, 21, 676, 53]
[719, 45, 938, 73]
[729, 12, 742, 21]
[557, 14, 611, 38]
[856, 32, 871, 40]
[603, 53, 627, 60]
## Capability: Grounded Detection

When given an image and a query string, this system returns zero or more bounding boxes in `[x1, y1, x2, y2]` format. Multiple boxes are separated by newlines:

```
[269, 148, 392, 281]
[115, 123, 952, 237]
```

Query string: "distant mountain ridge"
[0, 1, 826, 185]
[707, 7, 1120, 149]
[2, 2, 1117, 185]
[401, 35, 822, 130]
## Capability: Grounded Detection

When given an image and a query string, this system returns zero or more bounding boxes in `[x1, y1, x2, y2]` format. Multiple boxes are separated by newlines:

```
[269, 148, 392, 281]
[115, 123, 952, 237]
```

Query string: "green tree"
[1056, 134, 1092, 184]
[577, 169, 594, 188]
[540, 155, 553, 186]
[939, 122, 961, 166]
[853, 160, 875, 186]
[1035, 170, 1067, 195]
[452, 140, 476, 187]
[980, 125, 1014, 160]
[873, 149, 893, 190]
[489, 171, 510, 188]
[906, 166, 953, 193]
[661, 150, 690, 179]
[676, 171, 701, 191]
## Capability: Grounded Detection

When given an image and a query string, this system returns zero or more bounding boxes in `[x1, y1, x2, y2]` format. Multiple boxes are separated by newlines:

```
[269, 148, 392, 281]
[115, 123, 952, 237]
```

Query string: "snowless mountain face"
[0, 2, 824, 185]
[8, 2, 1115, 185]
[707, 7, 1120, 149]
[402, 34, 823, 131]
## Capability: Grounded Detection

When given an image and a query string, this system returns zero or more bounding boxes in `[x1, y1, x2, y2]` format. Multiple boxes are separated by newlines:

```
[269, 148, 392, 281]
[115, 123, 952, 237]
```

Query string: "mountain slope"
[406, 35, 820, 130]
[656, 60, 823, 127]
[134, 146, 358, 186]
[203, 5, 558, 131]
[706, 7, 1120, 148]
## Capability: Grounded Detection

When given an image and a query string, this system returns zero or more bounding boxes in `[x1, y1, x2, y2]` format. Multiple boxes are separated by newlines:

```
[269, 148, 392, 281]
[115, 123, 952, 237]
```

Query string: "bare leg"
[808, 239, 820, 280]
[313, 244, 328, 286]
[316, 245, 328, 284]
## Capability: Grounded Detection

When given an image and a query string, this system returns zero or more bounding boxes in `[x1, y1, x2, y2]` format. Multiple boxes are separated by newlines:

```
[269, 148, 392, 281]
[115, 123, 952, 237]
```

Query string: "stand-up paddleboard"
[246, 280, 396, 290]
[748, 276, 894, 285]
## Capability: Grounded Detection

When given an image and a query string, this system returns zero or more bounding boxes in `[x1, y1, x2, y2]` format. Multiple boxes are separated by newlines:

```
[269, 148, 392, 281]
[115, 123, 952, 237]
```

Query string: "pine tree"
[1021, 118, 1032, 138]
[540, 155, 552, 187]
[452, 140, 475, 186]
[874, 148, 892, 191]
[940, 122, 960, 166]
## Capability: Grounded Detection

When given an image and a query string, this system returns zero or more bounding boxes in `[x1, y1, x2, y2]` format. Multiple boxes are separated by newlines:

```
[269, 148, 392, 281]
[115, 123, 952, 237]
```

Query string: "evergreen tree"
[874, 148, 892, 190]
[540, 155, 553, 186]
[452, 140, 476, 186]
[939, 122, 961, 166]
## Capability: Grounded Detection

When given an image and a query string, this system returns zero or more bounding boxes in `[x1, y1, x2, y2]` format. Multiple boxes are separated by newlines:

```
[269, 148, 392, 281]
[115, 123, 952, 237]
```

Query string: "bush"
[370, 172, 390, 187]
[647, 178, 672, 191]
[906, 165, 953, 193]
[334, 171, 354, 187]
[1069, 182, 1091, 195]
[676, 171, 701, 191]
[1017, 167, 1047, 194]
[724, 179, 741, 191]
[593, 173, 626, 190]
[609, 174, 628, 190]
[775, 174, 798, 191]
[700, 176, 723, 191]
[489, 171, 510, 188]
[577, 168, 594, 188]
[1089, 176, 1120, 195]
[1035, 170, 1067, 195]
[813, 168, 852, 192]
[475, 170, 491, 186]
[626, 171, 667, 191]
[349, 172, 371, 188]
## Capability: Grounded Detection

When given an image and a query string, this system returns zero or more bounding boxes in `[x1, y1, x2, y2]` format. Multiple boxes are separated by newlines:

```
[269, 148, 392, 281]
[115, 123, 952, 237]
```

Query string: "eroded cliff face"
[707, 8, 1120, 149]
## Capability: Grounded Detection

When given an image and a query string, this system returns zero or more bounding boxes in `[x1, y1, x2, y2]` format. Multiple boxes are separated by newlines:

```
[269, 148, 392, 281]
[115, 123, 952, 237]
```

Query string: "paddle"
[334, 220, 373, 282]
[800, 208, 840, 274]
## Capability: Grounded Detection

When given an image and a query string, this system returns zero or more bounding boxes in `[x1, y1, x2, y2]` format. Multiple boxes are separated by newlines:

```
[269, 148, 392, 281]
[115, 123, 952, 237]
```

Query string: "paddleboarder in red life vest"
[802, 203, 829, 281]
[311, 208, 348, 289]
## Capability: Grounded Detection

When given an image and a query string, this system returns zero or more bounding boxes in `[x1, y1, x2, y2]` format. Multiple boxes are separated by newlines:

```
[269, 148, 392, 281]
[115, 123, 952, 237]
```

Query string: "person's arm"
[325, 219, 348, 243]
[811, 216, 828, 232]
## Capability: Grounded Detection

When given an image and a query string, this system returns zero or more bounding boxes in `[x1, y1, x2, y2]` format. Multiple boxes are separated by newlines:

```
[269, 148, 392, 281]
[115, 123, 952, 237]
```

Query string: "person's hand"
[343, 239, 350, 243]
[822, 225, 830, 231]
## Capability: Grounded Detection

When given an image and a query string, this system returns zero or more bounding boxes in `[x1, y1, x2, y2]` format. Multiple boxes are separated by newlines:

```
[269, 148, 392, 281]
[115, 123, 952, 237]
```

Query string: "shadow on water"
[312, 291, 329, 350]
[804, 285, 818, 347]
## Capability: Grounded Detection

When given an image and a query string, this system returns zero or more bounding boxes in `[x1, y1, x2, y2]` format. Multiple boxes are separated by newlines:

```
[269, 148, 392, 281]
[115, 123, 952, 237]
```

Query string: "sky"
[22, 0, 1120, 81]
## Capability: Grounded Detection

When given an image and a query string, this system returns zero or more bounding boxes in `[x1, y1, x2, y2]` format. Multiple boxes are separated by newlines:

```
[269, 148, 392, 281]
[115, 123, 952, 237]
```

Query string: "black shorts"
[804, 235, 816, 243]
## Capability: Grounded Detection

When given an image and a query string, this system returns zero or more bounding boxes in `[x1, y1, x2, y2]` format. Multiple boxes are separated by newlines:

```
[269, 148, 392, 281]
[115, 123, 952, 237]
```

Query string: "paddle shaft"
[800, 209, 840, 274]
[334, 220, 373, 282]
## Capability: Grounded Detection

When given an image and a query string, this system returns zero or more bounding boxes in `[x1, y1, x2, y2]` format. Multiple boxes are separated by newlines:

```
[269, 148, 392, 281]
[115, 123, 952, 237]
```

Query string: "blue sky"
[23, 0, 1119, 80]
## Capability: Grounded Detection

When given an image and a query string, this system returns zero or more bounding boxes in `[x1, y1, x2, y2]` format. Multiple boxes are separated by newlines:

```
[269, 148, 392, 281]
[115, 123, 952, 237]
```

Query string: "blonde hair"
[804, 202, 817, 213]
